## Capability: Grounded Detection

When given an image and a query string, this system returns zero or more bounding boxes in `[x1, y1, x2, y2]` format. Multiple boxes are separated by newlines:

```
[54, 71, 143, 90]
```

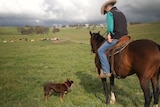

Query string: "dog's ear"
[66, 78, 70, 81]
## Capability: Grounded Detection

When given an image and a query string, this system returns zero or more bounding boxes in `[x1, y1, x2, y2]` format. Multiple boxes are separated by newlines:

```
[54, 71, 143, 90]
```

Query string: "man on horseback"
[98, 0, 128, 78]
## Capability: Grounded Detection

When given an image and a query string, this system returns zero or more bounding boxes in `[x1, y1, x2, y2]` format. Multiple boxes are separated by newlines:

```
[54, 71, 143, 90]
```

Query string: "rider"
[98, 0, 128, 78]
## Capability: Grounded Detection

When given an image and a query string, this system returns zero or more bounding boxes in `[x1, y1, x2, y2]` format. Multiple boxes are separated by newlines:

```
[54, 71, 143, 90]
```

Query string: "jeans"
[97, 39, 118, 73]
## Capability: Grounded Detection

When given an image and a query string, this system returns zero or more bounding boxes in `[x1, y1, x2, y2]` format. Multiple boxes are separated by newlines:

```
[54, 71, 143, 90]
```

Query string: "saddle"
[107, 35, 131, 56]
[106, 35, 131, 78]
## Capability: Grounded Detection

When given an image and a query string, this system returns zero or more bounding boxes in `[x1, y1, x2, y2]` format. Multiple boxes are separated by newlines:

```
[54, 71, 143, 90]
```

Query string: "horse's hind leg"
[151, 73, 159, 107]
[140, 79, 152, 107]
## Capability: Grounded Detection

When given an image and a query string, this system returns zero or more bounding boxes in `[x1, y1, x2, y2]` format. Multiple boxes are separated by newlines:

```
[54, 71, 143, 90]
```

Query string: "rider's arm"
[106, 12, 114, 37]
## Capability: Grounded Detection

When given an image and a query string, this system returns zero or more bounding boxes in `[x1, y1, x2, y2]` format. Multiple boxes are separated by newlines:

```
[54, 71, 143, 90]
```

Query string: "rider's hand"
[107, 33, 113, 43]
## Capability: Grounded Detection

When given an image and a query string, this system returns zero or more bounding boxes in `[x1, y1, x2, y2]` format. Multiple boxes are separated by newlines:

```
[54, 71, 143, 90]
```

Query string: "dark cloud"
[0, 13, 41, 26]
[118, 0, 160, 22]
[0, 0, 159, 26]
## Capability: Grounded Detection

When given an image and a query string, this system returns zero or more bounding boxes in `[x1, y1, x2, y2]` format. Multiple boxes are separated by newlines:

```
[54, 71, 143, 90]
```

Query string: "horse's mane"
[92, 32, 105, 43]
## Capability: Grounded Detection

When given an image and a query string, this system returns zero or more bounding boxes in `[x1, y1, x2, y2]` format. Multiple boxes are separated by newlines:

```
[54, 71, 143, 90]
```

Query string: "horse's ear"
[98, 31, 100, 34]
[89, 31, 92, 36]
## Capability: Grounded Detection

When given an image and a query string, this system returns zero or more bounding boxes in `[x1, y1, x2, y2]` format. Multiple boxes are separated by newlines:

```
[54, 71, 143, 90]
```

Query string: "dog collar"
[64, 83, 69, 90]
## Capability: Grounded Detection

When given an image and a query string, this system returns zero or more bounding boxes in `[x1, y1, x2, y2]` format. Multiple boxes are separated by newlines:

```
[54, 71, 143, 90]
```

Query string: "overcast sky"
[0, 0, 160, 26]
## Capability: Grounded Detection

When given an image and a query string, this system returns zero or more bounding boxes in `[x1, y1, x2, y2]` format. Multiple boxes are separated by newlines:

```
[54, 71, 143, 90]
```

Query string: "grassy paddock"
[0, 22, 160, 107]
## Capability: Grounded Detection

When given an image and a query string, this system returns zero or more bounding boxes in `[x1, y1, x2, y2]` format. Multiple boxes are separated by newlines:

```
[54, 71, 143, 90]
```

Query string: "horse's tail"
[158, 44, 160, 66]
[158, 54, 160, 95]
[158, 44, 160, 95]
[158, 44, 160, 71]
[159, 67, 160, 96]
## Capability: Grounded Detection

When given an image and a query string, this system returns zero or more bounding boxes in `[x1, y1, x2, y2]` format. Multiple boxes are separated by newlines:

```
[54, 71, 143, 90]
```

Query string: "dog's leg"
[44, 91, 49, 102]
[60, 93, 64, 103]
[49, 90, 53, 96]
[45, 96, 48, 102]
[45, 90, 53, 102]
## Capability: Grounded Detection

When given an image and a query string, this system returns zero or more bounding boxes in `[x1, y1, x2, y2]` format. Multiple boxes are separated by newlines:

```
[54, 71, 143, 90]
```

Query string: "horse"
[89, 31, 160, 107]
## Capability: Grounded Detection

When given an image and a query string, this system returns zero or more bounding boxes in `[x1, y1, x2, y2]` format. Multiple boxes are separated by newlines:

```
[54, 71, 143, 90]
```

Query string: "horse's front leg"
[97, 67, 109, 104]
[110, 75, 116, 104]
[101, 77, 110, 104]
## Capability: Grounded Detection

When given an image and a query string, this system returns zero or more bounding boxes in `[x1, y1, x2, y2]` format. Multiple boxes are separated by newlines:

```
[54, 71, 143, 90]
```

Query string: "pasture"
[0, 22, 160, 107]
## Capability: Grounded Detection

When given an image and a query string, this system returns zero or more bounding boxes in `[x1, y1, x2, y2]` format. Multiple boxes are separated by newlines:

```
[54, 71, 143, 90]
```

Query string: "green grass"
[0, 22, 160, 107]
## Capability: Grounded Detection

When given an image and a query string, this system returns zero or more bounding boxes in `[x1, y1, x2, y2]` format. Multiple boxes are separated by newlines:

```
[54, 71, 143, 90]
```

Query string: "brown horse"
[89, 31, 160, 107]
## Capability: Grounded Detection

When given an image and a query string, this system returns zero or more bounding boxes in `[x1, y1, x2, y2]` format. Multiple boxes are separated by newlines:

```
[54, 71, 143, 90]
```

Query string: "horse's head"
[89, 31, 105, 53]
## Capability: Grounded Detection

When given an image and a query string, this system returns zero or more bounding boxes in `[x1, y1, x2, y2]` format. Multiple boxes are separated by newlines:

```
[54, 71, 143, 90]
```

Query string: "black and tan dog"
[44, 78, 74, 102]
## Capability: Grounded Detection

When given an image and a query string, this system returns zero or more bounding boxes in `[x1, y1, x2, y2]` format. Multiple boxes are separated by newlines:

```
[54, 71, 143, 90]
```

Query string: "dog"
[44, 78, 74, 102]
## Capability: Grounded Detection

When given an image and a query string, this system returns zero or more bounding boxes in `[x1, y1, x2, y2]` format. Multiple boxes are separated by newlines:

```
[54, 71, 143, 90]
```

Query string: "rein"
[102, 31, 107, 36]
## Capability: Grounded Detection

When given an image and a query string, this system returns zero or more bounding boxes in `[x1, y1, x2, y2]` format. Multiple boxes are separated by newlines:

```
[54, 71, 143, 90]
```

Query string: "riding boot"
[98, 70, 111, 78]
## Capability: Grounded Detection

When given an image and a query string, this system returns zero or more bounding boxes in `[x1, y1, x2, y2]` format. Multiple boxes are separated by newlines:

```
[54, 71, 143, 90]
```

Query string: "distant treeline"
[17, 26, 60, 35]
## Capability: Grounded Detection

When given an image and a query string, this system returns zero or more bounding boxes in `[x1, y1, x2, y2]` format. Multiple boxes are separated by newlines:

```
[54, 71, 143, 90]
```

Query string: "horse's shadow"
[75, 71, 106, 102]
[75, 71, 102, 93]
[75, 71, 141, 106]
